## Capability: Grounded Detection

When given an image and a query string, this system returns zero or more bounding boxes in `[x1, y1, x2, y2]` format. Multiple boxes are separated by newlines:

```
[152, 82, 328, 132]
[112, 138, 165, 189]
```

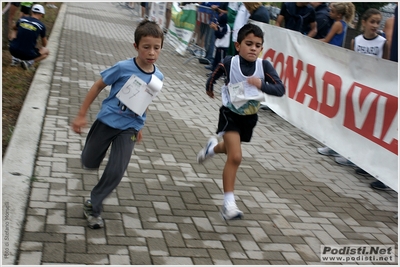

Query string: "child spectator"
[206, 13, 230, 75]
[351, 8, 389, 60]
[71, 20, 164, 229]
[319, 2, 355, 47]
[350, 8, 393, 190]
[197, 23, 285, 220]
[318, 7, 388, 168]
[9, 4, 49, 69]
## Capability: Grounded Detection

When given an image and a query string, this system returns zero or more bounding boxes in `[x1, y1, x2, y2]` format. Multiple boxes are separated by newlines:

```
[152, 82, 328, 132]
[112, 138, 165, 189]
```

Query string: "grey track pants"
[81, 120, 137, 217]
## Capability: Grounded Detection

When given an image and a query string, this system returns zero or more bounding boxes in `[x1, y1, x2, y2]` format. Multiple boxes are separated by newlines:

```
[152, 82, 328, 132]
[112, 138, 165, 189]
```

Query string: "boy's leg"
[221, 131, 241, 193]
[220, 131, 244, 220]
[81, 120, 114, 170]
[34, 47, 50, 63]
[90, 128, 137, 217]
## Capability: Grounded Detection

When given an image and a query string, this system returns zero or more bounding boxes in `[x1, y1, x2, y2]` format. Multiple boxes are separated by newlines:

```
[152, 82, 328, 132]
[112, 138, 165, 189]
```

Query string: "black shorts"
[20, 5, 31, 15]
[216, 106, 258, 142]
[9, 47, 40, 61]
[11, 2, 21, 7]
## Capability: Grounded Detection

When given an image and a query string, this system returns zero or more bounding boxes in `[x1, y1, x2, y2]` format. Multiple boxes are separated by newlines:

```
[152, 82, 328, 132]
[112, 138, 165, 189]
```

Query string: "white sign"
[116, 74, 163, 116]
[251, 21, 398, 191]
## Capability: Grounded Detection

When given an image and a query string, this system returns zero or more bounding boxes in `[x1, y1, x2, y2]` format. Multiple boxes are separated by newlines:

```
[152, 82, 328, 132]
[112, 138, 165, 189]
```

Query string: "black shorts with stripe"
[216, 106, 258, 142]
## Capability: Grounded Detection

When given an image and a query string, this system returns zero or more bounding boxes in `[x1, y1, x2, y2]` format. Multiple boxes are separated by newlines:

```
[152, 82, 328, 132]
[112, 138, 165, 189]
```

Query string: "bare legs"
[214, 131, 242, 193]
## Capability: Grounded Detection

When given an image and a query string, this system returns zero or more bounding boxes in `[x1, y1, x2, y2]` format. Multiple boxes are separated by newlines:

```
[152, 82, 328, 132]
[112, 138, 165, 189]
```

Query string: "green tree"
[353, 2, 390, 31]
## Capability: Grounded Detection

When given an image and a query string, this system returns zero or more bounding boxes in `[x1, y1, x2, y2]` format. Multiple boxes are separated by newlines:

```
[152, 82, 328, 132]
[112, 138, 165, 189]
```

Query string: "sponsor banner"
[252, 21, 398, 191]
[168, 2, 196, 56]
[321, 245, 395, 263]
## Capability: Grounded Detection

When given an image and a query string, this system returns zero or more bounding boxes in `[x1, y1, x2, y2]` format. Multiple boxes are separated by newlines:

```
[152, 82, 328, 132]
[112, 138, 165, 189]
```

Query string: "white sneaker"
[221, 201, 243, 220]
[317, 146, 340, 157]
[197, 137, 218, 164]
[10, 56, 21, 66]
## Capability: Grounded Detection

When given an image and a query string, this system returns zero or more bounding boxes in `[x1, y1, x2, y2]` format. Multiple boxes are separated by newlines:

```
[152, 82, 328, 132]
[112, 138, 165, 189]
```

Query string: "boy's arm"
[41, 36, 48, 47]
[205, 57, 231, 98]
[260, 60, 285, 96]
[71, 78, 107, 134]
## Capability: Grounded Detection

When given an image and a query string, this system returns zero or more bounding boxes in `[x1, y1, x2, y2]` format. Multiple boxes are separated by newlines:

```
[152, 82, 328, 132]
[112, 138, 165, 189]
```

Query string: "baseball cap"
[32, 4, 45, 15]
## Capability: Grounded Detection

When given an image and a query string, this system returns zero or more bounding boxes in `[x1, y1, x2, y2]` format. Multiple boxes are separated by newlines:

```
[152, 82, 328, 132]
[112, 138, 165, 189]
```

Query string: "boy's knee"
[40, 47, 50, 56]
[81, 156, 100, 170]
[228, 153, 242, 166]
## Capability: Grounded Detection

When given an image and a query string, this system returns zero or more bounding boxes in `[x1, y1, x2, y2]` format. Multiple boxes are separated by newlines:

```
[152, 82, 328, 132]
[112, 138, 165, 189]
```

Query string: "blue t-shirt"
[97, 58, 164, 130]
[10, 16, 46, 54]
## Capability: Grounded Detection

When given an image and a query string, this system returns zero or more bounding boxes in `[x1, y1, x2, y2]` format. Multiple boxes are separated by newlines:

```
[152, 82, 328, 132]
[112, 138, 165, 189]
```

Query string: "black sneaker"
[370, 181, 390, 191]
[83, 200, 104, 229]
[355, 168, 370, 176]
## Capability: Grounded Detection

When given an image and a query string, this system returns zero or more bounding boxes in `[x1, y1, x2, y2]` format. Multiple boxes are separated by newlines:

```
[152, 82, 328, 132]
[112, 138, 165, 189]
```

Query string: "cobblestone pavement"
[10, 2, 398, 265]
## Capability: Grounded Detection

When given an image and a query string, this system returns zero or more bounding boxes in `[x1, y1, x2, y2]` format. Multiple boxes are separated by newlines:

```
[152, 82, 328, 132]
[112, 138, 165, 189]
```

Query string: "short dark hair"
[237, 23, 264, 44]
[134, 20, 164, 47]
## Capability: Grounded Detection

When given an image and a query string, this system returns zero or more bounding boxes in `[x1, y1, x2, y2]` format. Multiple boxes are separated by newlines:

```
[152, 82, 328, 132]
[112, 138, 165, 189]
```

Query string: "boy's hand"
[137, 130, 143, 143]
[71, 115, 87, 134]
[247, 77, 262, 90]
[206, 89, 214, 98]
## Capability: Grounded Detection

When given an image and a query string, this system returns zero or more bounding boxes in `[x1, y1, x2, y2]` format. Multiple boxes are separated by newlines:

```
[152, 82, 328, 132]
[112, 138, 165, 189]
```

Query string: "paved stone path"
[4, 2, 397, 265]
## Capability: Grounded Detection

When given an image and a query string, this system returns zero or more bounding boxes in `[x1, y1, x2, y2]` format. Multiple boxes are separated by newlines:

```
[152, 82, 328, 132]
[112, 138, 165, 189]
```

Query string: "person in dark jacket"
[244, 2, 270, 24]
[207, 13, 230, 75]
[311, 2, 333, 39]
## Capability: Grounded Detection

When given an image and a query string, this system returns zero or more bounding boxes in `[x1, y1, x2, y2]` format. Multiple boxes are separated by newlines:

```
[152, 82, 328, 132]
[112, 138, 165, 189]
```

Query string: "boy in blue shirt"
[71, 20, 164, 229]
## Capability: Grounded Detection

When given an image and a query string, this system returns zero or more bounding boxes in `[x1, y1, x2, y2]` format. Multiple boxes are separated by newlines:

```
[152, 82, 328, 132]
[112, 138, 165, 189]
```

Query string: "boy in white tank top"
[197, 23, 285, 220]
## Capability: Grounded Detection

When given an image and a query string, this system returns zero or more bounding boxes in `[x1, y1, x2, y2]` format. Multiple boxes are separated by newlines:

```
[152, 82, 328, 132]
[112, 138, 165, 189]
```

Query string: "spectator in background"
[390, 5, 398, 62]
[351, 8, 389, 59]
[310, 2, 333, 39]
[316, 2, 355, 163]
[383, 15, 395, 59]
[9, 4, 49, 69]
[351, 7, 396, 191]
[20, 2, 33, 17]
[204, 3, 228, 68]
[206, 13, 230, 76]
[276, 2, 317, 37]
[319, 3, 355, 47]
[164, 2, 172, 34]
[8, 2, 21, 41]
[198, 3, 219, 48]
[231, 2, 250, 54]
[244, 2, 270, 24]
[226, 2, 240, 56]
[139, 2, 149, 22]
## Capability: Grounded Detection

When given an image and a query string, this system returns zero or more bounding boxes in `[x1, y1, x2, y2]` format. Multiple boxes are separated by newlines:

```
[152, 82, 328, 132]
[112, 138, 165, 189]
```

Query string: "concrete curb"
[2, 4, 68, 265]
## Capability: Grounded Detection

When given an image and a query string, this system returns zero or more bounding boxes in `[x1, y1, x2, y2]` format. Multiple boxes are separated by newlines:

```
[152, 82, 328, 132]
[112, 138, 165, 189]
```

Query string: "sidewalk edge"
[2, 4, 68, 265]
